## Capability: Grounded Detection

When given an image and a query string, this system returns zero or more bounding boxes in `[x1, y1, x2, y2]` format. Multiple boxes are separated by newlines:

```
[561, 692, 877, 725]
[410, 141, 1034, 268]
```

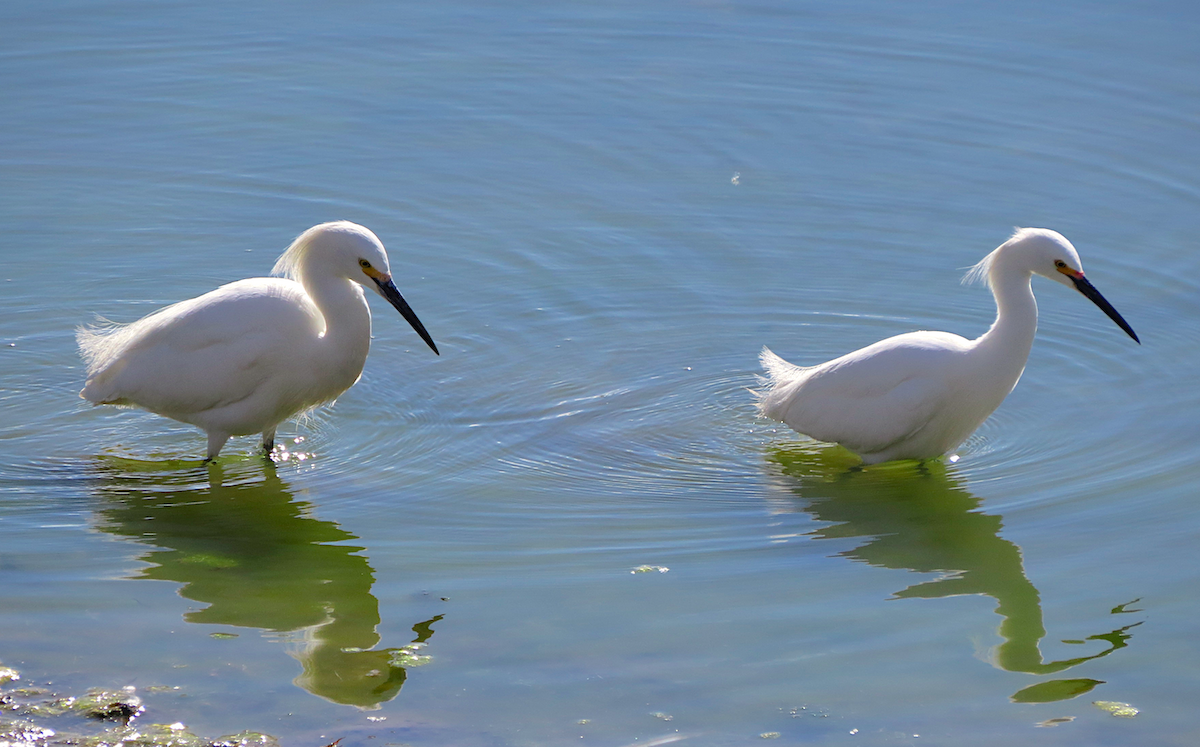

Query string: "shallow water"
[2, 0, 1198, 744]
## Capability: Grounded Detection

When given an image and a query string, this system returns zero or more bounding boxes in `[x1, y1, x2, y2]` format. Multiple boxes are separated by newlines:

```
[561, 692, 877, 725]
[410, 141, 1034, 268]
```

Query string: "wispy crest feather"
[271, 220, 377, 289]
[962, 227, 1034, 289]
[962, 250, 996, 289]
[271, 224, 322, 287]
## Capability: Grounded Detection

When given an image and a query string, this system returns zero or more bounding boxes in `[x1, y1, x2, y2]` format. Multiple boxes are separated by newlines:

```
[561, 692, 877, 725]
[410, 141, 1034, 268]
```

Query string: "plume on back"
[755, 346, 809, 421]
[77, 308, 184, 404]
[80, 222, 330, 383]
[77, 318, 123, 378]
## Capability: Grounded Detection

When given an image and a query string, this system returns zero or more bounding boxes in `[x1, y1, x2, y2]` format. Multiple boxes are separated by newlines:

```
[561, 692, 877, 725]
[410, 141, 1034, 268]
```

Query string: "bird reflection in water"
[767, 444, 1141, 704]
[88, 458, 441, 709]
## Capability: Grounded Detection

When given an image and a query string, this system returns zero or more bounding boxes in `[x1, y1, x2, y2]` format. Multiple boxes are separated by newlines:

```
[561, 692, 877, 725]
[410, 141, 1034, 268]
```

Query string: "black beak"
[1071, 274, 1139, 344]
[374, 277, 439, 355]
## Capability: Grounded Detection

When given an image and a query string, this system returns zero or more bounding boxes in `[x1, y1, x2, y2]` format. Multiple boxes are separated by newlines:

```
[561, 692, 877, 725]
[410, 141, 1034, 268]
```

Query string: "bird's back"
[758, 331, 979, 461]
[78, 278, 329, 430]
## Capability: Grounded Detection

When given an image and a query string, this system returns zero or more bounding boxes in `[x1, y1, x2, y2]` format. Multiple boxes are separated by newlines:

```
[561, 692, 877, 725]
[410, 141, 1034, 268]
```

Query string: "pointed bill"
[373, 276, 439, 355]
[1070, 274, 1139, 344]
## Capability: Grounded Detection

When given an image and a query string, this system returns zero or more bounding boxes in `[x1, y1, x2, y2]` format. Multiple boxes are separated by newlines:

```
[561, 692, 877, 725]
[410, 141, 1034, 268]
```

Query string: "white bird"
[757, 228, 1139, 464]
[78, 221, 439, 460]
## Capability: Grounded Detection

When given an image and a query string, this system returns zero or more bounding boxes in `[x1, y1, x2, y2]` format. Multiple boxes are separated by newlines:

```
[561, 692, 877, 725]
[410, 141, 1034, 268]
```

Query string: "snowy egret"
[757, 228, 1138, 464]
[78, 221, 439, 460]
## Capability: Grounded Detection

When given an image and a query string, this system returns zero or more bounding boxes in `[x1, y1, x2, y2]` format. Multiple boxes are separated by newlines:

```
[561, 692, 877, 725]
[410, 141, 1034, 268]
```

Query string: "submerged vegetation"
[0, 663, 280, 747]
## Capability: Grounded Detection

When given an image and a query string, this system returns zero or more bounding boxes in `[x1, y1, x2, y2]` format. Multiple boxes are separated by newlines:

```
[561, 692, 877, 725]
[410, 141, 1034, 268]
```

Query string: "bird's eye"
[1054, 260, 1066, 269]
[359, 260, 372, 269]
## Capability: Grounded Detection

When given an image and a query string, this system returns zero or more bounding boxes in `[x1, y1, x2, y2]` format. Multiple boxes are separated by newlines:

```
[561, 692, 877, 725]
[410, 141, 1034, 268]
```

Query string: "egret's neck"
[305, 274, 372, 381]
[974, 263, 1038, 379]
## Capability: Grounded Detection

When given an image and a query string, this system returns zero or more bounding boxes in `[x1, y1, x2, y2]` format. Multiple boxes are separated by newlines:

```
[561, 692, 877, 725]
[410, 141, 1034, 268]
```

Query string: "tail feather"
[759, 346, 801, 381]
[755, 346, 806, 419]
[76, 319, 135, 404]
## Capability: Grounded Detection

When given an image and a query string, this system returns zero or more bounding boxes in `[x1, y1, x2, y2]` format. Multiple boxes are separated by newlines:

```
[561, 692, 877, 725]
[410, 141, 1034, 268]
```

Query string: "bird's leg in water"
[262, 428, 276, 455]
[205, 432, 230, 462]
[204, 460, 225, 486]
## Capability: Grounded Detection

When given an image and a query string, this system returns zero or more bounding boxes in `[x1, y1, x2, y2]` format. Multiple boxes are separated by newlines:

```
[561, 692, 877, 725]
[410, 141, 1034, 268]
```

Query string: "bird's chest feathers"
[305, 323, 369, 397]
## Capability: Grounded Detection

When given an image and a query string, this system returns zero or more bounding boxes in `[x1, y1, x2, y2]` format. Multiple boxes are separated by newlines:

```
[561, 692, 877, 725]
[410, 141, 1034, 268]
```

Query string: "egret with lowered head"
[78, 221, 439, 460]
[757, 228, 1138, 464]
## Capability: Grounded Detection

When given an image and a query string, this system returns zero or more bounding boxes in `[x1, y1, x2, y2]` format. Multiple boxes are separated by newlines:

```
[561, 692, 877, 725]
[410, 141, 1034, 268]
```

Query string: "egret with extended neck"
[757, 228, 1138, 464]
[78, 221, 439, 460]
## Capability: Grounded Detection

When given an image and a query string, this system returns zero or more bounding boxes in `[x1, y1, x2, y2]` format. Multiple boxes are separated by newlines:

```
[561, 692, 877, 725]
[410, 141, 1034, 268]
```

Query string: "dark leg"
[206, 432, 230, 462]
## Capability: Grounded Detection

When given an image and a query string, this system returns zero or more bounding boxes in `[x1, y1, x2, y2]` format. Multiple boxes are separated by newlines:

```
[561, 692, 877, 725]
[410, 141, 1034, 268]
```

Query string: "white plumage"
[78, 221, 439, 460]
[757, 228, 1139, 464]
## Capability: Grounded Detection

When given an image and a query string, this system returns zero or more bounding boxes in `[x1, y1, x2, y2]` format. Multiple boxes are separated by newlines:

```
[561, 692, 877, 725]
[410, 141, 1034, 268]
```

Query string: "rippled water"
[2, 1, 1198, 744]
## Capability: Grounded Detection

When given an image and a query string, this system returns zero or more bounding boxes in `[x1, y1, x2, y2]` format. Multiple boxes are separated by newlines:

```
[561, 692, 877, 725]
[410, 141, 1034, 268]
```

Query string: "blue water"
[2, 1, 1199, 744]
